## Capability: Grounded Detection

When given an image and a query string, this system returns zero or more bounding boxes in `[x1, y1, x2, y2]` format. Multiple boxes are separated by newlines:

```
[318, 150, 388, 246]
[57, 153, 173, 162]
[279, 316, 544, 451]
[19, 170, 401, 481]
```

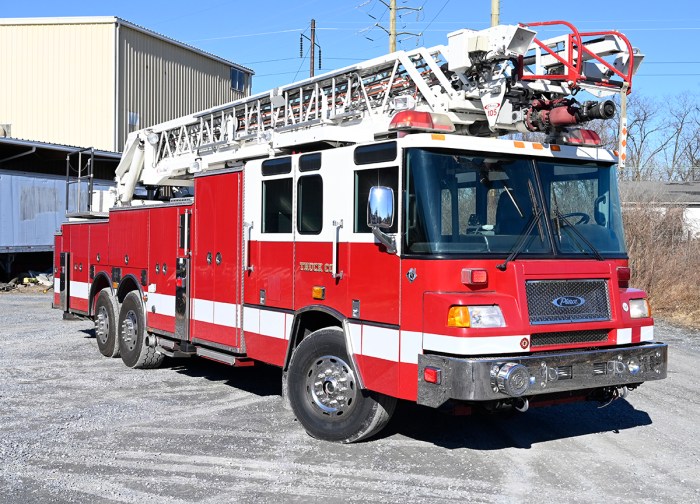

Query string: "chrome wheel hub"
[122, 310, 138, 352]
[95, 306, 109, 344]
[305, 355, 357, 416]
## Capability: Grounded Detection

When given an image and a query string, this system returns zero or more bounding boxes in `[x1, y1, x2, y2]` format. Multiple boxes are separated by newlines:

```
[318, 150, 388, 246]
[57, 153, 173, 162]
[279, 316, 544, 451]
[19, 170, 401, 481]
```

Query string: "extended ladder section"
[115, 20, 642, 204]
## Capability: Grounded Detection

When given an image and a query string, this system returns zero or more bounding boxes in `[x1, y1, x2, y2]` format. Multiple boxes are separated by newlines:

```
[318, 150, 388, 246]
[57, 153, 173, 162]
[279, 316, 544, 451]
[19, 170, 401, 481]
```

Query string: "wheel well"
[88, 273, 111, 316]
[284, 309, 343, 370]
[116, 275, 142, 304]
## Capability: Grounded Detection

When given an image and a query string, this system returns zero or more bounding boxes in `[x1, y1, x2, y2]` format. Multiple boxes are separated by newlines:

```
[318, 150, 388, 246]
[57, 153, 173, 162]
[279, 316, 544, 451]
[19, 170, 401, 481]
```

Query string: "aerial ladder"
[115, 20, 643, 204]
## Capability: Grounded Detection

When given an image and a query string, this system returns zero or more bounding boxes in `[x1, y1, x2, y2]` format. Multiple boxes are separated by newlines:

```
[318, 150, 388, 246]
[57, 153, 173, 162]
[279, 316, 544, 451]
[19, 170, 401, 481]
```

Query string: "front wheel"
[118, 291, 164, 369]
[287, 327, 396, 443]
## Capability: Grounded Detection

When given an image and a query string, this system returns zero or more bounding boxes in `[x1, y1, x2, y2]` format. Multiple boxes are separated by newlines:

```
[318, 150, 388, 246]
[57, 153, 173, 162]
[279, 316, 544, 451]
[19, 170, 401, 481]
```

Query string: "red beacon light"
[389, 110, 456, 133]
[553, 128, 602, 147]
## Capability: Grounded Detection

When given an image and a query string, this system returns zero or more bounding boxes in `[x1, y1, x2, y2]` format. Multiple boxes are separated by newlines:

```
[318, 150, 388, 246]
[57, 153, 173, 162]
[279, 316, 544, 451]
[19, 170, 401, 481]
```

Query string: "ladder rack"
[114, 20, 643, 204]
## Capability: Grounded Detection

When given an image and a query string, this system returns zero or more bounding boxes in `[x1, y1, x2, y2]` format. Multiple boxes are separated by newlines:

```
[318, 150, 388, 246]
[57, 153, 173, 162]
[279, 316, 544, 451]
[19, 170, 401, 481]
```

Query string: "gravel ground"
[1, 292, 699, 503]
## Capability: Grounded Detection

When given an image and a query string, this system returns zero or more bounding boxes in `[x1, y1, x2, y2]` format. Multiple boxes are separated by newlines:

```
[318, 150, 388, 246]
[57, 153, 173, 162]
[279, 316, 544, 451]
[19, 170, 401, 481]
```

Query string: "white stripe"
[54, 278, 60, 293]
[617, 328, 632, 344]
[362, 325, 400, 362]
[192, 298, 214, 323]
[259, 309, 286, 339]
[347, 323, 362, 357]
[243, 306, 260, 334]
[423, 333, 529, 355]
[147, 293, 176, 317]
[399, 331, 422, 364]
[640, 325, 654, 342]
[285, 314, 294, 340]
[212, 301, 238, 328]
[69, 281, 89, 299]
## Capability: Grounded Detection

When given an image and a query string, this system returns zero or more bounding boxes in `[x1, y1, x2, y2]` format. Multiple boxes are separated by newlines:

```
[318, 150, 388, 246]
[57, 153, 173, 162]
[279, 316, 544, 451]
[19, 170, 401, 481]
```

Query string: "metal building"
[0, 16, 253, 152]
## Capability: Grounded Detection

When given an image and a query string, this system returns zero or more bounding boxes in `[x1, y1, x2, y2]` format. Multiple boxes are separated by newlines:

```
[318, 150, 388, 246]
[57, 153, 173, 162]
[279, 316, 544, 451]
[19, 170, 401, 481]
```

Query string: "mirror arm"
[372, 227, 397, 254]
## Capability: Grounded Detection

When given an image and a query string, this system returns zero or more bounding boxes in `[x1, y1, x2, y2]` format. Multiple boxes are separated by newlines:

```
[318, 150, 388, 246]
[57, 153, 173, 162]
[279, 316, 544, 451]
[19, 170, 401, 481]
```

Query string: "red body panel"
[53, 162, 653, 406]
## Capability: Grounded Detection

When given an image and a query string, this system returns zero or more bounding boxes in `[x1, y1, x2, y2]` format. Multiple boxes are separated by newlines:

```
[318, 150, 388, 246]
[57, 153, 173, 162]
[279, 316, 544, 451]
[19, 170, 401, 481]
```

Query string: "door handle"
[243, 221, 254, 272]
[331, 219, 343, 280]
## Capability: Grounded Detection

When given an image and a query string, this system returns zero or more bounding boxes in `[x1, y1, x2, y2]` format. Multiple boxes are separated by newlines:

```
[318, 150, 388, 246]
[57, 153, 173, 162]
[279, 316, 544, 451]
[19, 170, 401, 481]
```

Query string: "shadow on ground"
[152, 356, 653, 449]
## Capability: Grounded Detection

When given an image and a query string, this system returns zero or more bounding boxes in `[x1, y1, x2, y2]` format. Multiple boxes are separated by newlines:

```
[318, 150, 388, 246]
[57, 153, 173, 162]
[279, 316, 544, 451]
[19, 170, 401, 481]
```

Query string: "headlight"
[447, 305, 505, 328]
[629, 298, 651, 319]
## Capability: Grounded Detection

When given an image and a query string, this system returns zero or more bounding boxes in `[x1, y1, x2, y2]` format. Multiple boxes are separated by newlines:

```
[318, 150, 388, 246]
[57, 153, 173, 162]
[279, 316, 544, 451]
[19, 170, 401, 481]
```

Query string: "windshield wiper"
[550, 190, 604, 261]
[497, 181, 545, 271]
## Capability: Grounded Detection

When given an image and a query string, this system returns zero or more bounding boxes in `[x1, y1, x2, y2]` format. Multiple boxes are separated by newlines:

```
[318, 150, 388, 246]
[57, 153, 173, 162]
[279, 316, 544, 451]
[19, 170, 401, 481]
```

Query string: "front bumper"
[417, 342, 667, 408]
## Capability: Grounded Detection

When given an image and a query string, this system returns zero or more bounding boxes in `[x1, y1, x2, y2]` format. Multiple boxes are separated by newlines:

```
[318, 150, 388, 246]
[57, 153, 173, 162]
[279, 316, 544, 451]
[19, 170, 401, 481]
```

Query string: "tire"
[118, 291, 164, 369]
[94, 288, 120, 358]
[287, 327, 396, 443]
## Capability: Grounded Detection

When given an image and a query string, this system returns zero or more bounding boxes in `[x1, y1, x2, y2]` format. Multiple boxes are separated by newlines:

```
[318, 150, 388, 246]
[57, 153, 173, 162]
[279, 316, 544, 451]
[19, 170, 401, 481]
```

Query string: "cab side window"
[354, 167, 398, 233]
[261, 157, 293, 233]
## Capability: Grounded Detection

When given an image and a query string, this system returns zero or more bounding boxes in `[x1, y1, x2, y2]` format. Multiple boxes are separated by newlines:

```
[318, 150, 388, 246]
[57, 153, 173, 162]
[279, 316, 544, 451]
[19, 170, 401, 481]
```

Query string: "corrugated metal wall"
[0, 22, 115, 151]
[0, 170, 113, 252]
[117, 25, 244, 151]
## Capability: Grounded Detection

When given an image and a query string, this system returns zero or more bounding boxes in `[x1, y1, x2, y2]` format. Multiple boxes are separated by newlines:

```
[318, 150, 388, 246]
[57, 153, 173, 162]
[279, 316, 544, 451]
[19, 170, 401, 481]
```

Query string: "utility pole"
[375, 0, 422, 53]
[300, 19, 322, 78]
[389, 0, 397, 52]
[310, 19, 316, 78]
[491, 0, 500, 27]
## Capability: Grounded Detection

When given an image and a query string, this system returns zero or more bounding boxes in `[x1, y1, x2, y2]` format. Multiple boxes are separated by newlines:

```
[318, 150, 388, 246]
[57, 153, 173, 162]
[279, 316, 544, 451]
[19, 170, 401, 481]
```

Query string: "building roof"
[0, 136, 121, 180]
[0, 16, 254, 75]
[619, 180, 700, 206]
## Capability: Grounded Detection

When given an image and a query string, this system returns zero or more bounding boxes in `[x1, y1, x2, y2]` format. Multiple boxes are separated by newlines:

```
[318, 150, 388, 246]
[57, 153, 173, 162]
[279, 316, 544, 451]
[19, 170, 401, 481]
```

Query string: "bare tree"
[661, 93, 700, 181]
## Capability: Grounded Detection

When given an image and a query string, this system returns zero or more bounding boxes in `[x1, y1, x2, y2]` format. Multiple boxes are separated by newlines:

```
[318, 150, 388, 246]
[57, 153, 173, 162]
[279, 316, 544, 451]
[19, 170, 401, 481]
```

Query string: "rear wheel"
[94, 288, 120, 358]
[118, 291, 164, 369]
[287, 327, 396, 443]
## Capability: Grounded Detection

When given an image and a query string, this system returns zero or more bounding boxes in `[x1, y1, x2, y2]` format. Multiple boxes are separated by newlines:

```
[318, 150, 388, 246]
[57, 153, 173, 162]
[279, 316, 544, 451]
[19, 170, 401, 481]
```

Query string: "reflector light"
[617, 266, 631, 288]
[461, 268, 488, 286]
[389, 110, 455, 133]
[311, 286, 326, 300]
[424, 366, 442, 384]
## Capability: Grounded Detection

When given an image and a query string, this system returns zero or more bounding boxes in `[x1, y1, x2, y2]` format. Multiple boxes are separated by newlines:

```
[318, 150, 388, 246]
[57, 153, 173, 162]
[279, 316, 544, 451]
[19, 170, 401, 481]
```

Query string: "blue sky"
[4, 0, 699, 98]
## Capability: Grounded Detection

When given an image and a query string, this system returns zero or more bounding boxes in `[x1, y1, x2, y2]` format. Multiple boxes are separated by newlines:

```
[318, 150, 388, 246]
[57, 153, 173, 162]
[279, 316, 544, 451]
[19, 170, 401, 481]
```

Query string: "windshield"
[403, 148, 626, 258]
[538, 160, 626, 257]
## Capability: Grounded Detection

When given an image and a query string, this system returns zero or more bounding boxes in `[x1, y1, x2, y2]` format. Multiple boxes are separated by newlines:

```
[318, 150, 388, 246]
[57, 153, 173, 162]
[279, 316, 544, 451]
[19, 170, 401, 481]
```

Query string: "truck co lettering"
[299, 262, 333, 273]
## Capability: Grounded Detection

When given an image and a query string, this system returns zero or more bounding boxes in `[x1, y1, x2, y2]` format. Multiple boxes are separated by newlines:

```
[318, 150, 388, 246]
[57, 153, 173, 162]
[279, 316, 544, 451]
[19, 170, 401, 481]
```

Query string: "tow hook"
[598, 386, 629, 408]
[514, 397, 529, 413]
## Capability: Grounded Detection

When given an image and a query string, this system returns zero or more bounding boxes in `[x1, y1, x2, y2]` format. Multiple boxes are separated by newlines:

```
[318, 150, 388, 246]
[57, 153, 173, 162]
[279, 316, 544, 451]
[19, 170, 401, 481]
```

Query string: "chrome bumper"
[417, 342, 667, 408]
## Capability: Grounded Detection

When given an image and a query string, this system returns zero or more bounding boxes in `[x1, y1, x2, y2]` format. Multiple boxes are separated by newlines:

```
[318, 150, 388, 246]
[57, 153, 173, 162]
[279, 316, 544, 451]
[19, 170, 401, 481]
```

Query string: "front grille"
[526, 279, 611, 325]
[530, 330, 609, 347]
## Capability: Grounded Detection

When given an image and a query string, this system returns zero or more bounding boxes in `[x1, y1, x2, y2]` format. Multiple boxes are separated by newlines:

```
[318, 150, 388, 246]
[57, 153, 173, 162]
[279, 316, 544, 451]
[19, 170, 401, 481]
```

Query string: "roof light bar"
[389, 110, 455, 133]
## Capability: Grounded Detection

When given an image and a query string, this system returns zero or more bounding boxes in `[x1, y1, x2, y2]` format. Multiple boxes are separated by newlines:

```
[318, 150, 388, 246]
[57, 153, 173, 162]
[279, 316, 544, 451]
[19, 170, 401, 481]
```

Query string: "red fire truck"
[54, 21, 667, 442]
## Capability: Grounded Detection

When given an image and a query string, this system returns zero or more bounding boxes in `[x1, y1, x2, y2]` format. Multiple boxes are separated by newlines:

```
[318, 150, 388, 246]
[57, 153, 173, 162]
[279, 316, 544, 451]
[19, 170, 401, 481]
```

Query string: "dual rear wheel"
[93, 289, 163, 369]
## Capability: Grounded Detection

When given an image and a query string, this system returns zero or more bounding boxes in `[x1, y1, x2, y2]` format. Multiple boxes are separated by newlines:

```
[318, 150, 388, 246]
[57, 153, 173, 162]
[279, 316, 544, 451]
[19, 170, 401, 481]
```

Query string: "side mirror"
[367, 186, 394, 229]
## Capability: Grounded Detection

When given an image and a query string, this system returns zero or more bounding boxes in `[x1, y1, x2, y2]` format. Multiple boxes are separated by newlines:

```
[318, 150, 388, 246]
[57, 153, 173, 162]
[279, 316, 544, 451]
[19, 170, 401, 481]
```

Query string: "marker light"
[447, 305, 505, 328]
[617, 266, 631, 288]
[424, 366, 442, 384]
[389, 110, 455, 133]
[461, 268, 488, 286]
[629, 298, 651, 319]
